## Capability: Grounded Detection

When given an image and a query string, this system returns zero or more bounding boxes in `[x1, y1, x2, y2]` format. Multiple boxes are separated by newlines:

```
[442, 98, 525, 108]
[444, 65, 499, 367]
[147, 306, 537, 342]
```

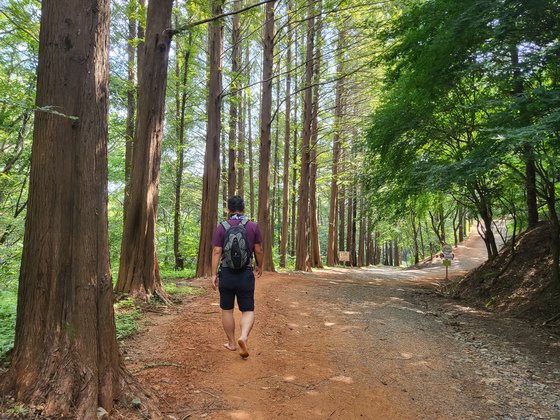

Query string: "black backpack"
[221, 218, 250, 270]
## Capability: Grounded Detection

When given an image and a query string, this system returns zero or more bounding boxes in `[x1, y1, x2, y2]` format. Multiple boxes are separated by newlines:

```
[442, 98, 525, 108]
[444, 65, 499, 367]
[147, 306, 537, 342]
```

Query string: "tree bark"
[309, 0, 323, 269]
[227, 0, 241, 198]
[326, 28, 345, 267]
[123, 0, 137, 212]
[195, 0, 224, 277]
[295, 0, 315, 272]
[173, 32, 193, 270]
[279, 1, 292, 268]
[116, 0, 174, 301]
[237, 88, 245, 196]
[247, 93, 255, 219]
[257, 0, 276, 271]
[339, 180, 345, 253]
[270, 76, 281, 243]
[290, 32, 300, 258]
[7, 1, 121, 416]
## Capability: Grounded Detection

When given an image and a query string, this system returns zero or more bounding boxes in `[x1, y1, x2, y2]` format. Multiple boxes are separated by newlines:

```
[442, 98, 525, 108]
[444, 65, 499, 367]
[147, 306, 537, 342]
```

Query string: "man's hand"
[212, 273, 218, 291]
[254, 266, 262, 278]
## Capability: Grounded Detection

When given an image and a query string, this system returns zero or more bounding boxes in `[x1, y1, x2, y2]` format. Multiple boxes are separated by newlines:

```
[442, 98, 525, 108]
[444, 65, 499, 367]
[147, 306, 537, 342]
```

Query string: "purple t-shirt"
[211, 218, 262, 260]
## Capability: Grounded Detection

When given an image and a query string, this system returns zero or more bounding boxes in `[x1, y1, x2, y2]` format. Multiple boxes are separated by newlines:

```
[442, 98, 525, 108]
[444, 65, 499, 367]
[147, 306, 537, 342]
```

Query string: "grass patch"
[160, 267, 196, 280]
[0, 290, 17, 360]
[163, 281, 205, 296]
[115, 298, 141, 340]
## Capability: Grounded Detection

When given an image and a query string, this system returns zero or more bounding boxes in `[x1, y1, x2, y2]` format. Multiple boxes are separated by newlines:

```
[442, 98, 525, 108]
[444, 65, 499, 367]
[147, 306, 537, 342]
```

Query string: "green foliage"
[115, 298, 141, 340]
[160, 268, 196, 280]
[162, 281, 204, 296]
[0, 289, 17, 358]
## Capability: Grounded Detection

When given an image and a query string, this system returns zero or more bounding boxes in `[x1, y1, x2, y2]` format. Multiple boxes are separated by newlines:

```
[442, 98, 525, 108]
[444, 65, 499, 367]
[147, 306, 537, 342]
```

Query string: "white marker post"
[442, 244, 453, 280]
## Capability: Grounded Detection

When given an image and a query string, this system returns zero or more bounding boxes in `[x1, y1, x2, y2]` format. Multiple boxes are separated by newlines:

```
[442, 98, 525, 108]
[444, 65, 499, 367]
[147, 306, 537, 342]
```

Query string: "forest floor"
[120, 230, 560, 419]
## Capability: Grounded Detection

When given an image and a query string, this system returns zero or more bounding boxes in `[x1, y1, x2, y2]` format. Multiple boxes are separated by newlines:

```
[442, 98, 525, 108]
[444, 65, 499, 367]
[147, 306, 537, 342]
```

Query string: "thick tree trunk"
[525, 148, 539, 228]
[295, 0, 315, 272]
[290, 35, 299, 258]
[195, 0, 224, 277]
[173, 33, 192, 271]
[248, 93, 255, 219]
[339, 180, 345, 253]
[346, 189, 354, 266]
[351, 193, 357, 266]
[7, 1, 121, 416]
[221, 130, 228, 217]
[227, 0, 241, 198]
[237, 90, 245, 196]
[123, 0, 137, 219]
[546, 192, 560, 284]
[290, 91, 298, 258]
[279, 3, 292, 268]
[271, 77, 281, 243]
[357, 208, 365, 267]
[458, 207, 464, 243]
[116, 0, 174, 301]
[326, 28, 345, 267]
[257, 0, 276, 271]
[309, 2, 323, 269]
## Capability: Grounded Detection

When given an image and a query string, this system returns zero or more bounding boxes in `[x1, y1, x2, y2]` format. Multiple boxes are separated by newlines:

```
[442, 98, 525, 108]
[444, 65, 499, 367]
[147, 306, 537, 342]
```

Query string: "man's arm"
[253, 243, 264, 278]
[211, 246, 222, 290]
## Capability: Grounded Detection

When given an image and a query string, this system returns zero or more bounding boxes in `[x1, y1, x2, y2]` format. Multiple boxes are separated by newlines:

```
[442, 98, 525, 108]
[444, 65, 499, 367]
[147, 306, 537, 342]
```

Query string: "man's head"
[227, 195, 245, 214]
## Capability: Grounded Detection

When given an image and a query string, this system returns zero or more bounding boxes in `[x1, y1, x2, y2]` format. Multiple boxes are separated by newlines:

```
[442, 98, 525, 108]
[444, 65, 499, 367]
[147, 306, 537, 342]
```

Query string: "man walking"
[211, 196, 263, 358]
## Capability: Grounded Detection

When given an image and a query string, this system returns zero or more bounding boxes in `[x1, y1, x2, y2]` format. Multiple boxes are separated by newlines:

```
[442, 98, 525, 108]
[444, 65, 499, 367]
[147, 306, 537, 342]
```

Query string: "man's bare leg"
[221, 309, 236, 351]
[237, 311, 254, 358]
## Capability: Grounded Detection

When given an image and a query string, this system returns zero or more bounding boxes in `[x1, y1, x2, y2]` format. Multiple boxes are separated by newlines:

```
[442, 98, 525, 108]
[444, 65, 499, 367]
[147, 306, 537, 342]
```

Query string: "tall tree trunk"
[279, 1, 292, 268]
[123, 0, 137, 222]
[351, 192, 357, 266]
[227, 0, 241, 197]
[116, 0, 174, 301]
[270, 77, 281, 243]
[173, 32, 192, 270]
[357, 202, 365, 267]
[295, 0, 315, 272]
[290, 80, 299, 257]
[195, 0, 224, 277]
[290, 31, 300, 258]
[221, 130, 228, 217]
[458, 206, 464, 243]
[7, 1, 121, 415]
[346, 189, 354, 266]
[544, 186, 560, 284]
[237, 90, 245, 196]
[511, 44, 539, 229]
[248, 93, 255, 219]
[257, 0, 276, 271]
[327, 27, 345, 267]
[309, 0, 323, 269]
[339, 180, 346, 253]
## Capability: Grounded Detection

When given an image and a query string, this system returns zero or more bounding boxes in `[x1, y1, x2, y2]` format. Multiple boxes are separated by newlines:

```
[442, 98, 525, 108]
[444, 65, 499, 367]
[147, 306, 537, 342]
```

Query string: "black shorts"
[218, 267, 255, 312]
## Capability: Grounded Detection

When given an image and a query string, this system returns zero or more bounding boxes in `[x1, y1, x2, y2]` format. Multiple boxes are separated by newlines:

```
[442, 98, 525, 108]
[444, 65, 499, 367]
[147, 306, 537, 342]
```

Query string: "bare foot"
[237, 338, 249, 358]
[223, 342, 236, 351]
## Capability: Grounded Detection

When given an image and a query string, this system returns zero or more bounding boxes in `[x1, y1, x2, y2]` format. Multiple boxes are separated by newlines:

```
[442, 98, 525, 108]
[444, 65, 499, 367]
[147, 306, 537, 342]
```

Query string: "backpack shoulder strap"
[221, 221, 231, 230]
[241, 218, 249, 226]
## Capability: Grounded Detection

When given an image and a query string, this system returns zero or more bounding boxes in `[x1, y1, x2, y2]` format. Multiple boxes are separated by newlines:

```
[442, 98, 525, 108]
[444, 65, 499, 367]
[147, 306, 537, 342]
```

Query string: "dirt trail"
[123, 230, 560, 419]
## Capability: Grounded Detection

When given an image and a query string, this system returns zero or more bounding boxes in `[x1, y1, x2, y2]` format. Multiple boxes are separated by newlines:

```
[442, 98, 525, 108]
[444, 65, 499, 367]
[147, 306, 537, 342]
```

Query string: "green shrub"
[114, 298, 141, 340]
[0, 290, 17, 358]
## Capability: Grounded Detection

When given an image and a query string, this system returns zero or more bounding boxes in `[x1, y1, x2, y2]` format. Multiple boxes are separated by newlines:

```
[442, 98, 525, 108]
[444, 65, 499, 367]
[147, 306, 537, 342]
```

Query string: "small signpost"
[442, 244, 453, 280]
[338, 251, 350, 263]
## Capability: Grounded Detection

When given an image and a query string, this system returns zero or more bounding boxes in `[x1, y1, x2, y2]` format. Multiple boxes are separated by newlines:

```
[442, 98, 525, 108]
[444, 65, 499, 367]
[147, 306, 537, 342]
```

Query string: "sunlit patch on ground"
[329, 375, 354, 384]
